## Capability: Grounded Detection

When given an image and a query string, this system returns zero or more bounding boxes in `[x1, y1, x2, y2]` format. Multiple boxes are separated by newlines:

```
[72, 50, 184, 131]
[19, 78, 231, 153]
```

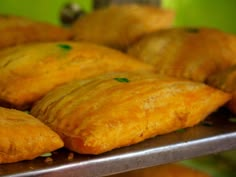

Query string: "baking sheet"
[1, 108, 236, 177]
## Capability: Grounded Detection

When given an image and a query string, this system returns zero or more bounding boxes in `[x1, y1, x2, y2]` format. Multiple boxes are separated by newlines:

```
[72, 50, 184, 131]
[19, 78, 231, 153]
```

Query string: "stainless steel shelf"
[1, 108, 236, 177]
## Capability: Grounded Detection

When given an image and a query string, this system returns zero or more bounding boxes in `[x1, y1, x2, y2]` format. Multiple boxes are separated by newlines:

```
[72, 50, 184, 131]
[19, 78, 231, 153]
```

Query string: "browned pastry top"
[72, 4, 174, 50]
[128, 27, 236, 82]
[0, 106, 63, 164]
[0, 41, 153, 109]
[32, 72, 230, 154]
[0, 15, 72, 48]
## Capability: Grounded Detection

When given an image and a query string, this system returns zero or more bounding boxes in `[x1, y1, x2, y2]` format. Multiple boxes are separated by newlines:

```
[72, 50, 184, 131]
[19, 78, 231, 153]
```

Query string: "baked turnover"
[128, 28, 236, 82]
[72, 4, 174, 50]
[0, 42, 153, 109]
[31, 72, 230, 154]
[0, 15, 71, 48]
[0, 107, 63, 164]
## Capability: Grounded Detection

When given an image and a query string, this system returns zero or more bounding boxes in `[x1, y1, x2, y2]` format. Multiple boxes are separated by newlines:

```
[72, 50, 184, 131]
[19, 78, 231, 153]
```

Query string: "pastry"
[128, 28, 236, 82]
[207, 65, 236, 114]
[31, 72, 230, 154]
[0, 42, 153, 109]
[0, 15, 72, 48]
[72, 4, 174, 50]
[109, 164, 211, 177]
[0, 107, 63, 164]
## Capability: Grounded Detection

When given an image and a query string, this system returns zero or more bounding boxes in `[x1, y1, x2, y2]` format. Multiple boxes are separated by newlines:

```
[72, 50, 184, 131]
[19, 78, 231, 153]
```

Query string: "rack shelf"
[1, 109, 236, 177]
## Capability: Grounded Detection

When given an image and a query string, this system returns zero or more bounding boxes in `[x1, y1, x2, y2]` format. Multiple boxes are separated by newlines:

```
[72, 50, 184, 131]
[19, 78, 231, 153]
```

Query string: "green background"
[0, 0, 92, 25]
[162, 0, 236, 34]
[1, 0, 236, 34]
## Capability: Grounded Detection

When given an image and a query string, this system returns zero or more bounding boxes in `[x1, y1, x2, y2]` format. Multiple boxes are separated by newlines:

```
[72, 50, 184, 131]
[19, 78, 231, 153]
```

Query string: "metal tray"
[1, 108, 236, 177]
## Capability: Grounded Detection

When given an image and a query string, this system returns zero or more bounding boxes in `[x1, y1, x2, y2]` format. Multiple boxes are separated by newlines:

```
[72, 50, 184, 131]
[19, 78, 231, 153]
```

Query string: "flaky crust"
[0, 15, 72, 48]
[207, 65, 236, 114]
[72, 4, 174, 50]
[31, 72, 230, 154]
[0, 107, 63, 164]
[0, 42, 153, 109]
[128, 28, 236, 82]
[110, 164, 211, 177]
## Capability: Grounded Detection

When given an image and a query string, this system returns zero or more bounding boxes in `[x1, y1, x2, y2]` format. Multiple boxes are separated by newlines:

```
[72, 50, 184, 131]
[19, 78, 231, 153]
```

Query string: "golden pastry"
[31, 72, 230, 155]
[0, 15, 72, 48]
[0, 106, 63, 164]
[72, 4, 174, 50]
[207, 65, 236, 114]
[0, 42, 153, 109]
[128, 28, 236, 82]
[110, 164, 211, 177]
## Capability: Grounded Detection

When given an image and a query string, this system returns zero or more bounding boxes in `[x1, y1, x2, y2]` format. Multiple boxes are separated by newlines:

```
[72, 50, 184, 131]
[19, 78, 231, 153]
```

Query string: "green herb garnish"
[201, 120, 213, 127]
[229, 117, 236, 123]
[58, 44, 72, 50]
[24, 110, 30, 114]
[114, 77, 130, 83]
[176, 128, 186, 133]
[186, 28, 200, 33]
[40, 152, 52, 157]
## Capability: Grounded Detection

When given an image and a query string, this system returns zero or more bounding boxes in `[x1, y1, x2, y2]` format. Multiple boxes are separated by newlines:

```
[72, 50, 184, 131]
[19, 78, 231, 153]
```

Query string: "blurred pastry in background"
[0, 106, 63, 164]
[128, 27, 236, 82]
[72, 4, 174, 50]
[0, 42, 153, 109]
[109, 163, 211, 177]
[207, 65, 236, 114]
[31, 71, 230, 155]
[0, 15, 72, 49]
